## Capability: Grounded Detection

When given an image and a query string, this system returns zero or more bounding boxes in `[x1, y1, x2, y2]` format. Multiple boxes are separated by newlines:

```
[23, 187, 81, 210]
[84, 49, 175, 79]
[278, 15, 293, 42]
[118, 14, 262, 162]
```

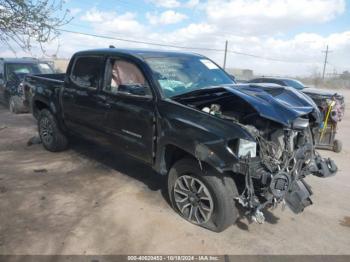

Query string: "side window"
[71, 56, 104, 89]
[278, 80, 287, 86]
[262, 78, 277, 85]
[269, 79, 283, 86]
[104, 58, 151, 96]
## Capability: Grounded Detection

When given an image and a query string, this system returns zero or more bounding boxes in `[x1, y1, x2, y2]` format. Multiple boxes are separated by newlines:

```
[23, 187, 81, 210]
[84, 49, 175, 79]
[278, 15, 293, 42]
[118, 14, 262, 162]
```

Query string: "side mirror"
[118, 84, 148, 96]
[230, 74, 236, 81]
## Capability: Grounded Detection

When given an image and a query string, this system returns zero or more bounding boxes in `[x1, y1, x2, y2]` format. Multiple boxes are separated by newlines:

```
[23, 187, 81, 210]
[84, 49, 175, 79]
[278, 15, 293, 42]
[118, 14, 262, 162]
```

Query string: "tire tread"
[168, 157, 238, 232]
[38, 109, 68, 152]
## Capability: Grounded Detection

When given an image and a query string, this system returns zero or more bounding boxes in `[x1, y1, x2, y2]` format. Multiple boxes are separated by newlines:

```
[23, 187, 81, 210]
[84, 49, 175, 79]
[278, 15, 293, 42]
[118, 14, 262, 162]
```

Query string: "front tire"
[38, 109, 68, 152]
[168, 158, 238, 232]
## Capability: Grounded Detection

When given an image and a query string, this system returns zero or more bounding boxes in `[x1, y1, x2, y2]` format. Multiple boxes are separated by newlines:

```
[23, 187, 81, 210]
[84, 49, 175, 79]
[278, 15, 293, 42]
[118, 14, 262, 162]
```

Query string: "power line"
[59, 29, 223, 51]
[58, 28, 304, 63]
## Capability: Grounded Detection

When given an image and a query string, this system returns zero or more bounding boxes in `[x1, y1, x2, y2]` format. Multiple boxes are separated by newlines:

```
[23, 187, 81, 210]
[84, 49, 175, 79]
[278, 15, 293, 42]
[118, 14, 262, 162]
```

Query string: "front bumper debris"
[311, 155, 338, 177]
[285, 179, 313, 214]
[235, 149, 337, 223]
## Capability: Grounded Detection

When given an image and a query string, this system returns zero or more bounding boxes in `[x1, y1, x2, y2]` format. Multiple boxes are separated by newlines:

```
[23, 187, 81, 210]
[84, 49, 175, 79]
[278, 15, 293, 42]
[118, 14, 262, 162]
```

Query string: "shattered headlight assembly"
[228, 139, 257, 158]
[238, 139, 257, 158]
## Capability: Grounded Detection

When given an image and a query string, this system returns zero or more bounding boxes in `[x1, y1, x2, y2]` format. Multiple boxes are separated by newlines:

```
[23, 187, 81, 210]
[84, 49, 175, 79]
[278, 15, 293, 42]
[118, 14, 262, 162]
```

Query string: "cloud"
[1, 1, 349, 77]
[219, 30, 350, 76]
[2, 28, 348, 76]
[80, 8, 104, 22]
[149, 0, 181, 8]
[80, 8, 145, 35]
[149, 0, 200, 9]
[147, 10, 188, 25]
[205, 0, 346, 35]
[184, 0, 200, 8]
[138, 26, 350, 76]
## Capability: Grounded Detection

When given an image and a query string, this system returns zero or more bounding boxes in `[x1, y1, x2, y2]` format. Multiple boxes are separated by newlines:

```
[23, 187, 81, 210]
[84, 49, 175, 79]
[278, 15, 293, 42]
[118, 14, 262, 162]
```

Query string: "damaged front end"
[174, 84, 338, 223]
[232, 121, 337, 223]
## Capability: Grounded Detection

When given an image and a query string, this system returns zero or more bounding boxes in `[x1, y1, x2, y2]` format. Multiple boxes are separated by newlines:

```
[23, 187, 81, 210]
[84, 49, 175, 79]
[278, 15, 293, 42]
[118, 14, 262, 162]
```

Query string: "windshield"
[6, 62, 54, 81]
[283, 79, 305, 90]
[145, 56, 234, 98]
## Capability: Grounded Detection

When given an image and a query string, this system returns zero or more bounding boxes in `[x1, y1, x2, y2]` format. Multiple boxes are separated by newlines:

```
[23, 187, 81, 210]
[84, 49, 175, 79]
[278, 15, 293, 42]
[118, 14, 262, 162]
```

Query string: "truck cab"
[62, 53, 156, 164]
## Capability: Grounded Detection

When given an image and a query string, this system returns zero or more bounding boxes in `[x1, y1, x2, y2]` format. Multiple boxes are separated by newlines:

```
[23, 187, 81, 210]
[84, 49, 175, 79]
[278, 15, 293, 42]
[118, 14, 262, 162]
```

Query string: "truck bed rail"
[27, 73, 65, 83]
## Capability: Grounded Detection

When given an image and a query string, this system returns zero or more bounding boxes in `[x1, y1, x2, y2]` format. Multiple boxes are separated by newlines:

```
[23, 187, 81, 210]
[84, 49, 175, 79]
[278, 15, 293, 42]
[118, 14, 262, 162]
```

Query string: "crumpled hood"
[174, 83, 320, 126]
[228, 83, 320, 126]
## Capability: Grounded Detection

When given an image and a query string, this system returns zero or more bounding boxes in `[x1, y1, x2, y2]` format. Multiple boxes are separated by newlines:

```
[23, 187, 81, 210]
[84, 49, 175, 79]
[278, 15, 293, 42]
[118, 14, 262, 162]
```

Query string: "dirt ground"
[0, 90, 349, 255]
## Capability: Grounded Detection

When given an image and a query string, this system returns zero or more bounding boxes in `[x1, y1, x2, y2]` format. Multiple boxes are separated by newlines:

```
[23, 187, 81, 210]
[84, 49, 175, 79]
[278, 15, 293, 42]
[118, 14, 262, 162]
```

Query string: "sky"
[1, 0, 350, 76]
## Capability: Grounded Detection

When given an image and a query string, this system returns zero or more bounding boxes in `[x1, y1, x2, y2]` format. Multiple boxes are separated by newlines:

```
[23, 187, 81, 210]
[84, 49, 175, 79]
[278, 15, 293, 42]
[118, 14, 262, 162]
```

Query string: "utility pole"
[322, 45, 331, 79]
[223, 40, 228, 70]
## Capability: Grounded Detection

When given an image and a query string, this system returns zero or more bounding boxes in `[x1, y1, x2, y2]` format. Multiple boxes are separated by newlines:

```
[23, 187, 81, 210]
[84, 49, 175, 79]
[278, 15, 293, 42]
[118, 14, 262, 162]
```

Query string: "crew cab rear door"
[98, 56, 156, 164]
[61, 55, 108, 140]
[0, 63, 5, 103]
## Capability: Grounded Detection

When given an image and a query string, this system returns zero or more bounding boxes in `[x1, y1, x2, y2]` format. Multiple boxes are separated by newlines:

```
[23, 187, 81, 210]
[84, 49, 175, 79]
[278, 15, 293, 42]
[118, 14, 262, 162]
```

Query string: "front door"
[99, 57, 156, 164]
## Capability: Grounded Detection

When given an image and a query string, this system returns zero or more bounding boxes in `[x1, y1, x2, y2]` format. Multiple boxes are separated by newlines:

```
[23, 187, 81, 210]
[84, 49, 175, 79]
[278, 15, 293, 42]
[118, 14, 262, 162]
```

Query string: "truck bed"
[24, 73, 66, 118]
[26, 73, 65, 82]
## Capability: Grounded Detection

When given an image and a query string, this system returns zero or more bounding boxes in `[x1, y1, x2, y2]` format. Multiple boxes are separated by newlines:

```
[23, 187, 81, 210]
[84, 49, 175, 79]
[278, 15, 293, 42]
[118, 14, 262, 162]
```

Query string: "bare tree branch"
[0, 0, 71, 53]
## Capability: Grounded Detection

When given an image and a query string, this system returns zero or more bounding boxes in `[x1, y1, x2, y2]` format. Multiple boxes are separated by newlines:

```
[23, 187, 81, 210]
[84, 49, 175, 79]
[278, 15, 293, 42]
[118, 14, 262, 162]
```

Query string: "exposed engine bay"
[175, 86, 339, 223]
[201, 102, 337, 222]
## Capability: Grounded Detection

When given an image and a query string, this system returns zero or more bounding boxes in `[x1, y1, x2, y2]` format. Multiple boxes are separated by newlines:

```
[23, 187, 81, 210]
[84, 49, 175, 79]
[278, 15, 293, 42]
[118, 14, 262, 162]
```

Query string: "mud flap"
[285, 179, 313, 214]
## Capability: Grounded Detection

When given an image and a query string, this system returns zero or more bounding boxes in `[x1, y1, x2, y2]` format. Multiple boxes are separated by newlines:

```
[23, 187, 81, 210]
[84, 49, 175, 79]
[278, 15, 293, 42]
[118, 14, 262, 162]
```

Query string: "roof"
[74, 48, 205, 59]
[248, 83, 282, 87]
[0, 57, 40, 64]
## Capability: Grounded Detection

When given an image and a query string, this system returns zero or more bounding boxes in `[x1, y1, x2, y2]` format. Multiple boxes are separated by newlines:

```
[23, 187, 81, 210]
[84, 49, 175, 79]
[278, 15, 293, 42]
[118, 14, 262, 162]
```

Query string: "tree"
[0, 0, 71, 53]
[340, 71, 350, 80]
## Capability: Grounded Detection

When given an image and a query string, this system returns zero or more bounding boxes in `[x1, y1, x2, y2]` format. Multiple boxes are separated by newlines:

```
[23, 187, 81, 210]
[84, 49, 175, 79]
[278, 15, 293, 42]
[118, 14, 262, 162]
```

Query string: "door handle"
[96, 95, 112, 109]
[63, 93, 74, 99]
[97, 100, 111, 109]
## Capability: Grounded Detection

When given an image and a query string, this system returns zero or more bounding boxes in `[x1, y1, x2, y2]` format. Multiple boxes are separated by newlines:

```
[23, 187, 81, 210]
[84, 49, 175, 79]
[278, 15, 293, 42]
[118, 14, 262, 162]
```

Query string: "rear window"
[5, 62, 54, 81]
[71, 56, 104, 89]
[283, 79, 305, 90]
[38, 63, 54, 74]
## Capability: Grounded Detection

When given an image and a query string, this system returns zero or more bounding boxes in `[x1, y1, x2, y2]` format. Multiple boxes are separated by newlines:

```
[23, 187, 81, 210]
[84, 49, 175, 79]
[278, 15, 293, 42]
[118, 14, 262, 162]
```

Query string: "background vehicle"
[25, 48, 337, 232]
[0, 58, 55, 113]
[248, 77, 345, 152]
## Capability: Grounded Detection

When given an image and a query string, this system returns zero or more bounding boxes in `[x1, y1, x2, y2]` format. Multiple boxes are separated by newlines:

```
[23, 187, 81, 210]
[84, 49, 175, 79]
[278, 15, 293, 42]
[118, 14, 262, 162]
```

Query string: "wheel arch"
[160, 144, 196, 175]
[32, 98, 57, 119]
[158, 143, 235, 177]
[159, 143, 244, 197]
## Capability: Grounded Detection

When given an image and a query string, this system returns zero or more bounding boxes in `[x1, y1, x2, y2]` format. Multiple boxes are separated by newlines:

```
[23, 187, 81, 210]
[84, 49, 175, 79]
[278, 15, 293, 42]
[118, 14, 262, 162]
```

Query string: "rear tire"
[38, 109, 68, 152]
[333, 139, 342, 153]
[168, 158, 238, 232]
[9, 96, 26, 114]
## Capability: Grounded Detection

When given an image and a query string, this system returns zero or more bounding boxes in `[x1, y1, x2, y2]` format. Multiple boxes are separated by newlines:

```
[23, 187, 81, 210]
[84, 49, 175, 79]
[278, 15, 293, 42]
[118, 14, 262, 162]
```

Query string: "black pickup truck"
[25, 48, 337, 232]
